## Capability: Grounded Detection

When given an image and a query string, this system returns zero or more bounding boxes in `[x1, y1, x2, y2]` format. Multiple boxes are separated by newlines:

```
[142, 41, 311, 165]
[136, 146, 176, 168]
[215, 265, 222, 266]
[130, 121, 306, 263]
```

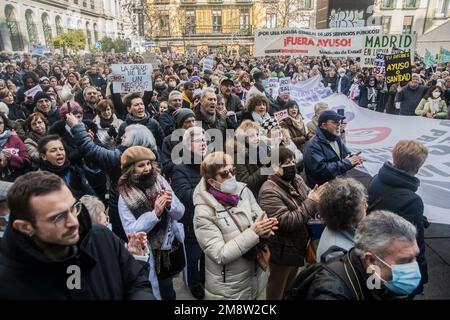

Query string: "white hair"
[122, 124, 157, 151]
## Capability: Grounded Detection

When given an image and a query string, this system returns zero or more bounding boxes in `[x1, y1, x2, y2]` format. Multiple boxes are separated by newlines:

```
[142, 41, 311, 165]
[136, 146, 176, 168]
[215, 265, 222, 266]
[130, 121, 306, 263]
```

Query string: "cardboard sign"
[203, 56, 214, 72]
[274, 109, 289, 122]
[24, 85, 43, 98]
[279, 77, 291, 93]
[111, 64, 153, 93]
[384, 52, 411, 85]
[372, 53, 386, 75]
[32, 44, 45, 56]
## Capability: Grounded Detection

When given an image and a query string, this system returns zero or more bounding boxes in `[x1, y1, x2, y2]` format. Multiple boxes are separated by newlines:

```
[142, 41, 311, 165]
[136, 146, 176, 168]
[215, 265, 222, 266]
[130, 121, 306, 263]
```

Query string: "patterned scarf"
[27, 131, 44, 143]
[0, 130, 12, 148]
[207, 185, 240, 208]
[288, 114, 306, 133]
[118, 175, 174, 274]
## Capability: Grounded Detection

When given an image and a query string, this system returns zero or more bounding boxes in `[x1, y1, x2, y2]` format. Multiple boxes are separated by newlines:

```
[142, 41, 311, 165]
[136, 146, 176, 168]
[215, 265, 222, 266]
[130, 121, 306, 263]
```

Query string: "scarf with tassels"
[118, 175, 175, 275]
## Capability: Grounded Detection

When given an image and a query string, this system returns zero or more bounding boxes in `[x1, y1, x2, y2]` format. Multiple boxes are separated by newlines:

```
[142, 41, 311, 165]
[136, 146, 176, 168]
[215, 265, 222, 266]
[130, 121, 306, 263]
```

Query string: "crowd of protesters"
[0, 48, 445, 300]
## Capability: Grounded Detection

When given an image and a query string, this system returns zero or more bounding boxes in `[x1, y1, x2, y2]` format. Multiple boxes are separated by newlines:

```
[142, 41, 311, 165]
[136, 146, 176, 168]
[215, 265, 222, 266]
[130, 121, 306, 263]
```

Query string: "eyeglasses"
[216, 167, 236, 179]
[48, 201, 83, 227]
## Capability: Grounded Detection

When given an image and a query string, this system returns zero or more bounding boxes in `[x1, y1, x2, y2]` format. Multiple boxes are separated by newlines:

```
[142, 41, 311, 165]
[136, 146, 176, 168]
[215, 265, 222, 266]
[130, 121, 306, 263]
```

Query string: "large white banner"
[254, 26, 382, 58]
[290, 75, 333, 107]
[300, 94, 450, 225]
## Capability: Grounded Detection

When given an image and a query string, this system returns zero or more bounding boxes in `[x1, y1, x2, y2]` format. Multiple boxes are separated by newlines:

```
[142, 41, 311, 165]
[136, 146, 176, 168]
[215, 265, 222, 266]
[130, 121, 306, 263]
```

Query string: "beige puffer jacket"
[193, 178, 269, 300]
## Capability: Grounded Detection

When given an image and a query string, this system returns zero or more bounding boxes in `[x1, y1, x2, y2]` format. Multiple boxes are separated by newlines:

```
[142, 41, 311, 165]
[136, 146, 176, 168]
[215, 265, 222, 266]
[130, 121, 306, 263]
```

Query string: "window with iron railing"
[402, 15, 413, 33]
[298, 0, 312, 10]
[185, 10, 196, 35]
[435, 0, 449, 17]
[381, 0, 395, 9]
[213, 9, 222, 32]
[265, 13, 277, 28]
[382, 16, 391, 34]
[240, 8, 250, 33]
[403, 0, 417, 9]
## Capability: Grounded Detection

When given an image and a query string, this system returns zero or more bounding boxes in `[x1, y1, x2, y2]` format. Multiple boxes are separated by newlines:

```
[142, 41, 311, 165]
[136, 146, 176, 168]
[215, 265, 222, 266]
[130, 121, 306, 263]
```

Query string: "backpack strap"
[325, 252, 365, 300]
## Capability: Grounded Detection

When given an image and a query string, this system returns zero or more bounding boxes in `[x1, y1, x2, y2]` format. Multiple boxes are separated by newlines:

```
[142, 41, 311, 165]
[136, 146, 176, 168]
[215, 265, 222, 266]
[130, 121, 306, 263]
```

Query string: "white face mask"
[169, 81, 176, 88]
[219, 176, 238, 194]
[432, 91, 441, 98]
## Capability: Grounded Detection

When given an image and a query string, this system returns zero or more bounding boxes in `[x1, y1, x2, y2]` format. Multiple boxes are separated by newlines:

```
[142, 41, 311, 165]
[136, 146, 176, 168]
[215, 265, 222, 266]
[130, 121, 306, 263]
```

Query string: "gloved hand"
[107, 126, 117, 138]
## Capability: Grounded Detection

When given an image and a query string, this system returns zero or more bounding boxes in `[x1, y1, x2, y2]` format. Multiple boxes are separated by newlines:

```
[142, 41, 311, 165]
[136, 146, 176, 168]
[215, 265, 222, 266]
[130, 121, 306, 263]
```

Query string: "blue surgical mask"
[261, 79, 268, 87]
[106, 223, 112, 231]
[376, 255, 421, 296]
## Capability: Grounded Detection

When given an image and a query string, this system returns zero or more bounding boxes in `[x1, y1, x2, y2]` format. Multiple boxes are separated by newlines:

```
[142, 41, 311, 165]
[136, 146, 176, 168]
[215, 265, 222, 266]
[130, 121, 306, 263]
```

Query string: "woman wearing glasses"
[37, 134, 95, 199]
[117, 146, 185, 300]
[193, 151, 278, 300]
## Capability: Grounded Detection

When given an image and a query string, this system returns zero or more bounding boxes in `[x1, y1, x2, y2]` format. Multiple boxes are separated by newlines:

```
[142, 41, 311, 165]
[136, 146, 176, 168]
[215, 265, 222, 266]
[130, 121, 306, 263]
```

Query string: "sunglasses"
[216, 167, 236, 179]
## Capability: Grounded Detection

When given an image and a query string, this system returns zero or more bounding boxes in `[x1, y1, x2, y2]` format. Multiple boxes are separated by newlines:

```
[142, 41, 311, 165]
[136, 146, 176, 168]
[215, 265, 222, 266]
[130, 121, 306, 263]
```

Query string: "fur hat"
[121, 146, 156, 170]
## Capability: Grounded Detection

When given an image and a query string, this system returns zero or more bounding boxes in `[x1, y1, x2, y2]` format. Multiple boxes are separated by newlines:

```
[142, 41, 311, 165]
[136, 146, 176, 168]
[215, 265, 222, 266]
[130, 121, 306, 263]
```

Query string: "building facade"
[0, 0, 122, 52]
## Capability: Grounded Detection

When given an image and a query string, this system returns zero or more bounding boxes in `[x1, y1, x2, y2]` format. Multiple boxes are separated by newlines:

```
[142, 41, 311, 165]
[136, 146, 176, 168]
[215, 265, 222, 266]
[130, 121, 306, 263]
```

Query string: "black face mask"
[281, 164, 296, 182]
[133, 172, 157, 190]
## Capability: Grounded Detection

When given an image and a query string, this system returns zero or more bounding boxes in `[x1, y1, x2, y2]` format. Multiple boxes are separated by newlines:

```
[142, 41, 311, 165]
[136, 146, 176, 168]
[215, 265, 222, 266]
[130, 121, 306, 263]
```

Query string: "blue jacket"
[71, 123, 127, 240]
[303, 128, 352, 187]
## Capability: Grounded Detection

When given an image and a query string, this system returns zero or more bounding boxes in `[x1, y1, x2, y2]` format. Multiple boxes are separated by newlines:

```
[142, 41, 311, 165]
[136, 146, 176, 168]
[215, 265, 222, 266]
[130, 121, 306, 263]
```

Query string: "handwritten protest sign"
[274, 109, 289, 122]
[24, 85, 43, 98]
[279, 77, 291, 93]
[111, 64, 153, 93]
[32, 44, 45, 56]
[384, 52, 411, 85]
[203, 56, 214, 72]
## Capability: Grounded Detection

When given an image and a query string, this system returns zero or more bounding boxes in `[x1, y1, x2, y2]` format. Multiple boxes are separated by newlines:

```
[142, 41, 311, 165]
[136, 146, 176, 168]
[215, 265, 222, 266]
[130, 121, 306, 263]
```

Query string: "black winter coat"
[159, 108, 177, 137]
[117, 113, 165, 149]
[306, 249, 404, 300]
[368, 162, 428, 291]
[303, 128, 352, 187]
[0, 210, 154, 300]
[172, 163, 201, 242]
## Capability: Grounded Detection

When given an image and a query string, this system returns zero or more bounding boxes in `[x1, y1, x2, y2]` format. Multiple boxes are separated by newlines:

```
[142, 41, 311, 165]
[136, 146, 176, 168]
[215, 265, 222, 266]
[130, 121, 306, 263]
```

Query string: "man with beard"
[181, 81, 195, 109]
[159, 90, 183, 137]
[82, 86, 99, 120]
[219, 78, 242, 114]
[33, 92, 60, 126]
[303, 110, 363, 187]
[0, 171, 154, 299]
[395, 74, 428, 116]
[153, 75, 167, 101]
[193, 88, 227, 137]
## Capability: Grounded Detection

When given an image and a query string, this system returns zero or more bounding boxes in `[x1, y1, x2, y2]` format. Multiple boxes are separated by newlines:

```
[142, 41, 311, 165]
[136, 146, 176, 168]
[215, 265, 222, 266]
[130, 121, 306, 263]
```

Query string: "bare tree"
[264, 0, 312, 28]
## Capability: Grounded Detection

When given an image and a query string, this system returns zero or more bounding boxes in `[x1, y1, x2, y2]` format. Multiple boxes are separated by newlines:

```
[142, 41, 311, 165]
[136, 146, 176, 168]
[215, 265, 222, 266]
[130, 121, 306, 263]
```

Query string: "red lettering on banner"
[317, 39, 352, 47]
[284, 37, 315, 47]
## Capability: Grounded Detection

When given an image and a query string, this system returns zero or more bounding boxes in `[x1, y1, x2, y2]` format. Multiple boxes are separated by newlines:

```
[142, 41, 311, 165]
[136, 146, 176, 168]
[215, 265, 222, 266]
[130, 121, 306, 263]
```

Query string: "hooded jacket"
[368, 162, 428, 291]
